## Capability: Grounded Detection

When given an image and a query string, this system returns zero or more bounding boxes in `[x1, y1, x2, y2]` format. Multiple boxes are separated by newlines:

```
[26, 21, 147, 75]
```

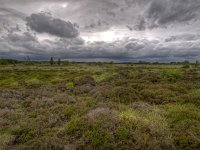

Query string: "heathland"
[0, 62, 200, 149]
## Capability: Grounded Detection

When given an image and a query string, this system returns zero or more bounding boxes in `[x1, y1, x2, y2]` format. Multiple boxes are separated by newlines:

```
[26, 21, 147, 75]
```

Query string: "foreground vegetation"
[0, 63, 200, 150]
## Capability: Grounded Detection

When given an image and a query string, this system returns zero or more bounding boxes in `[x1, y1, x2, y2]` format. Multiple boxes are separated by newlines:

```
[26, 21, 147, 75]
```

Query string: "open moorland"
[0, 63, 200, 150]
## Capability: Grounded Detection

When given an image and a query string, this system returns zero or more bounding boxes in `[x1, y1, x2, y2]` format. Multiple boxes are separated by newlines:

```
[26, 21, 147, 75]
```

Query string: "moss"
[25, 79, 41, 88]
[65, 82, 74, 88]
[0, 78, 19, 88]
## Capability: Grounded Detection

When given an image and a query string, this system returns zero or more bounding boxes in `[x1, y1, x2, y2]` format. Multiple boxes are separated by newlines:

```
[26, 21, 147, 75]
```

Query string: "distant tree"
[170, 62, 177, 64]
[24, 56, 34, 65]
[195, 60, 199, 67]
[0, 59, 18, 65]
[138, 60, 150, 64]
[63, 60, 70, 65]
[153, 62, 159, 64]
[58, 58, 61, 65]
[183, 60, 190, 64]
[50, 57, 54, 65]
[25, 56, 31, 62]
[96, 61, 103, 65]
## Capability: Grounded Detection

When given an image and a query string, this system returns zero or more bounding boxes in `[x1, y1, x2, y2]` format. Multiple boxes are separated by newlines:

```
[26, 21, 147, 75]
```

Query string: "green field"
[0, 63, 200, 149]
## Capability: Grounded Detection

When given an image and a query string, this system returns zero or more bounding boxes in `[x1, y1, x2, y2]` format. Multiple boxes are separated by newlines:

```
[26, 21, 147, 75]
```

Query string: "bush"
[141, 87, 176, 104]
[182, 64, 190, 69]
[25, 79, 41, 88]
[160, 69, 182, 80]
[109, 86, 141, 104]
[74, 76, 96, 86]
[86, 128, 111, 149]
[64, 116, 88, 135]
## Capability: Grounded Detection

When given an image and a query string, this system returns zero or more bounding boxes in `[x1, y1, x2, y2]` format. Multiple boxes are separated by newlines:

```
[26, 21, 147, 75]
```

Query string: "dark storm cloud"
[135, 0, 200, 30]
[1, 31, 200, 62]
[1, 32, 41, 52]
[26, 13, 79, 38]
[125, 40, 144, 51]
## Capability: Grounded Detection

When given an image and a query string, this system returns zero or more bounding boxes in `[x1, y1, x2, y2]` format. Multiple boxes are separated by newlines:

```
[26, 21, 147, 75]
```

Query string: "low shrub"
[160, 69, 182, 81]
[74, 76, 96, 86]
[86, 128, 111, 149]
[25, 79, 41, 88]
[109, 86, 141, 104]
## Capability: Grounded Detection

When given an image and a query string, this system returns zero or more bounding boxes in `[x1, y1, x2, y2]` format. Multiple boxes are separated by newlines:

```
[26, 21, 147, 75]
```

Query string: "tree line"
[0, 58, 199, 66]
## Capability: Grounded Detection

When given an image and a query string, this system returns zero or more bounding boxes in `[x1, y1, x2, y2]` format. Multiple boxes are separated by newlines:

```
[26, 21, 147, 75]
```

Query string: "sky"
[0, 0, 200, 62]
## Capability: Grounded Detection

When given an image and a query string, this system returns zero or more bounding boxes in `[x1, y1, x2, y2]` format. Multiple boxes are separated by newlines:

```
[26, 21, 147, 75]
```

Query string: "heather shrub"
[109, 86, 141, 104]
[74, 76, 96, 86]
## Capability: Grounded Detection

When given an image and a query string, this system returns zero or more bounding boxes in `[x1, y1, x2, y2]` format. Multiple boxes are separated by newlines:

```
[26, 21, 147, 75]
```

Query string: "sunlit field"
[0, 62, 200, 150]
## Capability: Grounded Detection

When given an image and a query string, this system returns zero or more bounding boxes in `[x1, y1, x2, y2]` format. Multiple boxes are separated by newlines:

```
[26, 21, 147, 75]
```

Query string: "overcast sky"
[0, 0, 200, 62]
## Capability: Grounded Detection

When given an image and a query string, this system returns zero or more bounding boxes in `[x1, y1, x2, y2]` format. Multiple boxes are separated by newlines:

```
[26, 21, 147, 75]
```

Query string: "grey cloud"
[134, 16, 146, 31]
[0, 7, 26, 34]
[26, 12, 79, 38]
[1, 32, 41, 52]
[85, 20, 102, 29]
[135, 0, 200, 30]
[1, 31, 200, 62]
[165, 34, 200, 42]
[0, 7, 26, 19]
[106, 11, 116, 18]
[125, 40, 144, 51]
[0, 32, 44, 60]
[5, 32, 37, 43]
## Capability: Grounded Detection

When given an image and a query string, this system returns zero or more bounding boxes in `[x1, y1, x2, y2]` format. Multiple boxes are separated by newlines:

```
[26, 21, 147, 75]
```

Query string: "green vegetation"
[0, 63, 200, 149]
[0, 59, 19, 65]
[66, 82, 74, 88]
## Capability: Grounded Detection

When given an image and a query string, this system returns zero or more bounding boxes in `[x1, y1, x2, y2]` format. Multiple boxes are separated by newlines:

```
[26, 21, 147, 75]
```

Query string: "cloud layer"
[0, 0, 200, 62]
